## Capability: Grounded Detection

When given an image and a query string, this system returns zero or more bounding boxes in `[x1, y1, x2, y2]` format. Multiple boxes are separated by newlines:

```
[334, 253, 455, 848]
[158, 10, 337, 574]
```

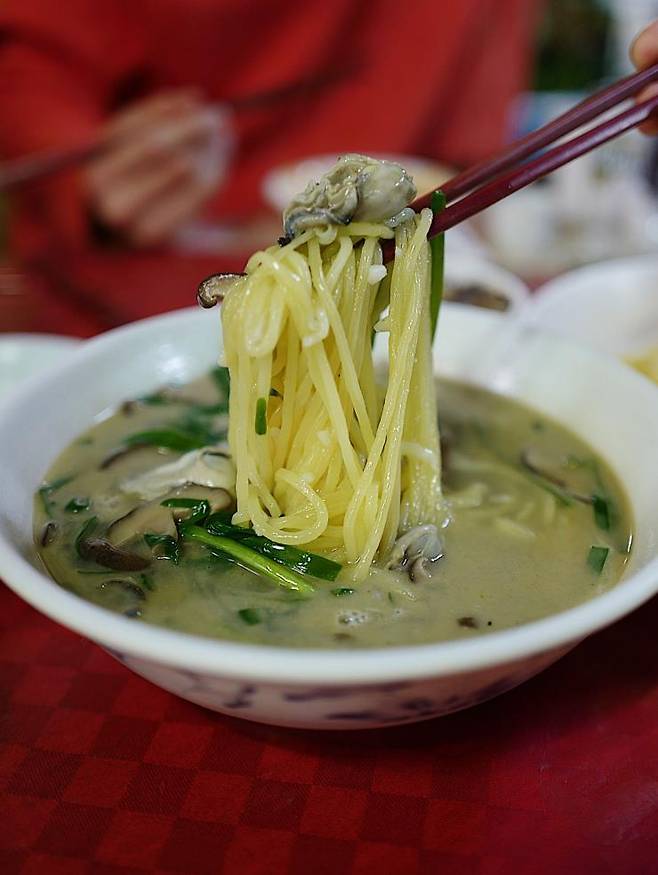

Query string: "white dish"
[444, 255, 530, 313]
[0, 305, 657, 729]
[529, 255, 658, 358]
[0, 333, 81, 403]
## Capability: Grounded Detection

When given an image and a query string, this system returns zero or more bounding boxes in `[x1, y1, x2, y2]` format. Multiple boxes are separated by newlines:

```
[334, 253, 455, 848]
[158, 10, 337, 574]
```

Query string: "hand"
[85, 90, 234, 247]
[631, 19, 658, 134]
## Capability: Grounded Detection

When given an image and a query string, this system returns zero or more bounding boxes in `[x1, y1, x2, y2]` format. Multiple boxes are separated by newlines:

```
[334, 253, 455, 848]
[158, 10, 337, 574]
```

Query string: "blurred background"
[1, 0, 658, 346]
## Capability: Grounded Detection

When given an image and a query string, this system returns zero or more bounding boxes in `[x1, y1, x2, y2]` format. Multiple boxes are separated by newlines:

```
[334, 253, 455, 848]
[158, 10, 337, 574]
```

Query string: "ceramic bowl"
[1, 305, 657, 729]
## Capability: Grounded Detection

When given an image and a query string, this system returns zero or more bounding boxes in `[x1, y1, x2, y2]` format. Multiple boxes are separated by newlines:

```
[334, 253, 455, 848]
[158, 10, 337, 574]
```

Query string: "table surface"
[2, 253, 658, 875]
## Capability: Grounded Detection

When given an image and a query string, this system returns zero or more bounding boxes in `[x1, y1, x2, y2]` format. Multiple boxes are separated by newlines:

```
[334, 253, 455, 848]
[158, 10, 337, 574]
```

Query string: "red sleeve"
[429, 0, 545, 167]
[0, 0, 145, 256]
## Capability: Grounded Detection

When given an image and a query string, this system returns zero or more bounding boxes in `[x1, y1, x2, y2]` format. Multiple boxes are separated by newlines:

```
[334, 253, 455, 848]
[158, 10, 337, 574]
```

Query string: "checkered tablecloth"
[2, 582, 658, 875]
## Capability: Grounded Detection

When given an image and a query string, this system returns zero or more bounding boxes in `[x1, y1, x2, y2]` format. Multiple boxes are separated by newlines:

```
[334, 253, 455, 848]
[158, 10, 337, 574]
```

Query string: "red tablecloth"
[2, 255, 658, 874]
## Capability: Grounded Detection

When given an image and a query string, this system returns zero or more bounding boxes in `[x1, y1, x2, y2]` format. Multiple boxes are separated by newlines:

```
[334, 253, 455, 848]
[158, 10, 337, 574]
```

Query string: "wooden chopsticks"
[404, 62, 658, 247]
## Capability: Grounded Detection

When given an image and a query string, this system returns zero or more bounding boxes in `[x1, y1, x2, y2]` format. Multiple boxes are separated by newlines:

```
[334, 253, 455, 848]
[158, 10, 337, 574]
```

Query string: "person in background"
[0, 0, 542, 262]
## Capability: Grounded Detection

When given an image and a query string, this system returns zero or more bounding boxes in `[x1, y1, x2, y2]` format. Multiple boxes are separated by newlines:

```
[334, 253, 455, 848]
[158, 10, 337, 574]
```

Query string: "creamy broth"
[34, 373, 632, 648]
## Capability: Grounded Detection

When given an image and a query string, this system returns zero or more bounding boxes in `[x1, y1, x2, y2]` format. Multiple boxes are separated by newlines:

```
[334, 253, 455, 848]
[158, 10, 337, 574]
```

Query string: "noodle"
[222, 205, 443, 580]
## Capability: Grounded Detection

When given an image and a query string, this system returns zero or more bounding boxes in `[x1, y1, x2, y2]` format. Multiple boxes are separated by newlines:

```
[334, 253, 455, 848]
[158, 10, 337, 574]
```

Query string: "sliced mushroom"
[520, 447, 592, 504]
[77, 537, 151, 571]
[387, 524, 443, 582]
[40, 521, 58, 547]
[197, 273, 246, 308]
[120, 448, 235, 501]
[108, 485, 233, 547]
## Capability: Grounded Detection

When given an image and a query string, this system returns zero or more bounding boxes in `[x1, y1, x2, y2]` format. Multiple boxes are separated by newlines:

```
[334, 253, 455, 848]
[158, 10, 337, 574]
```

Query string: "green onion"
[592, 494, 611, 531]
[238, 608, 262, 625]
[144, 533, 180, 563]
[255, 397, 268, 435]
[429, 190, 446, 341]
[38, 475, 73, 514]
[139, 573, 155, 591]
[181, 526, 314, 594]
[587, 545, 609, 574]
[161, 497, 210, 525]
[124, 429, 209, 452]
[331, 587, 354, 597]
[75, 516, 98, 558]
[211, 366, 231, 403]
[65, 497, 90, 514]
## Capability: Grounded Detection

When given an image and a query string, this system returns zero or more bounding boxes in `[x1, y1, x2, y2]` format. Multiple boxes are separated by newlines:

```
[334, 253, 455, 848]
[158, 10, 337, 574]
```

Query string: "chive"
[75, 516, 98, 558]
[144, 533, 180, 563]
[124, 429, 209, 452]
[140, 573, 154, 591]
[592, 494, 611, 531]
[211, 366, 231, 402]
[181, 526, 314, 593]
[587, 545, 609, 574]
[238, 608, 262, 625]
[137, 392, 172, 406]
[65, 497, 90, 514]
[161, 497, 210, 525]
[255, 397, 267, 435]
[202, 513, 342, 581]
[38, 475, 73, 514]
[429, 190, 446, 341]
[331, 587, 355, 597]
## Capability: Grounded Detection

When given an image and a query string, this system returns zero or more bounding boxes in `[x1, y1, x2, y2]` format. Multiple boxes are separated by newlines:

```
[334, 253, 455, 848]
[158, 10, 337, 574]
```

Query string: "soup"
[34, 370, 632, 648]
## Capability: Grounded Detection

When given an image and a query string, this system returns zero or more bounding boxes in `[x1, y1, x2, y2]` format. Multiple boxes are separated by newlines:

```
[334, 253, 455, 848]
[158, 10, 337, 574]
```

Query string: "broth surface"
[34, 374, 632, 648]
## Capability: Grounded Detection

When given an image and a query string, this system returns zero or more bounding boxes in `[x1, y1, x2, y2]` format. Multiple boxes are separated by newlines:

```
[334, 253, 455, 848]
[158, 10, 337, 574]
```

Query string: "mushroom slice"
[387, 524, 443, 582]
[197, 273, 246, 308]
[77, 537, 151, 571]
[107, 503, 178, 546]
[120, 448, 235, 502]
[108, 485, 233, 547]
[520, 447, 592, 504]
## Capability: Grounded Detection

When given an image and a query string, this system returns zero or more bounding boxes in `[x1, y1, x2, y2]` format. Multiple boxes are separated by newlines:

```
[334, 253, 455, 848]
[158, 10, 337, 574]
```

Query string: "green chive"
[38, 475, 73, 514]
[75, 516, 98, 558]
[161, 497, 210, 525]
[140, 573, 155, 591]
[211, 366, 231, 402]
[331, 587, 355, 597]
[144, 533, 180, 563]
[65, 497, 90, 514]
[255, 397, 267, 435]
[587, 545, 609, 574]
[238, 608, 262, 625]
[592, 494, 611, 531]
[124, 429, 208, 452]
[181, 527, 314, 594]
[429, 190, 446, 341]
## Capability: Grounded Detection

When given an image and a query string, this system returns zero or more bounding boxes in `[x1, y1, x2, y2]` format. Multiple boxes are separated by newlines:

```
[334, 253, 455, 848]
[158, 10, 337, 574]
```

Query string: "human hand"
[85, 90, 234, 247]
[630, 19, 658, 134]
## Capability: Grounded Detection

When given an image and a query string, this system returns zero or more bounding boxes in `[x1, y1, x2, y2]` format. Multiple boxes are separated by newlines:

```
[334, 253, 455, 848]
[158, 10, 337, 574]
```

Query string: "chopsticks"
[394, 62, 658, 251]
[0, 64, 356, 191]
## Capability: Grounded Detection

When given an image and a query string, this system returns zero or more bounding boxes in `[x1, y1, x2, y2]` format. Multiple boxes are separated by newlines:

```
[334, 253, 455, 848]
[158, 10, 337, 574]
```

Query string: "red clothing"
[0, 0, 541, 257]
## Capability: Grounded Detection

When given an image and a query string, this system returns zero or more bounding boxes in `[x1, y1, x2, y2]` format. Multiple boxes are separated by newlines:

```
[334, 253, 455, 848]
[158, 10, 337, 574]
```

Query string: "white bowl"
[529, 255, 658, 358]
[0, 333, 80, 404]
[444, 254, 530, 314]
[1, 305, 657, 729]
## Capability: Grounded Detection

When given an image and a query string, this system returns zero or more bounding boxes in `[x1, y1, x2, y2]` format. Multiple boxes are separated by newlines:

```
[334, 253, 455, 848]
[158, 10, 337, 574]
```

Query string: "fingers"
[130, 177, 210, 246]
[104, 89, 202, 139]
[630, 19, 658, 70]
[89, 107, 220, 190]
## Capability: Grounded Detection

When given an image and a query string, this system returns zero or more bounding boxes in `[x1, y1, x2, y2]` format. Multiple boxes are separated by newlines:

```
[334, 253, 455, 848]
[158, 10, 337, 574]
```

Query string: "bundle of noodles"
[221, 156, 443, 580]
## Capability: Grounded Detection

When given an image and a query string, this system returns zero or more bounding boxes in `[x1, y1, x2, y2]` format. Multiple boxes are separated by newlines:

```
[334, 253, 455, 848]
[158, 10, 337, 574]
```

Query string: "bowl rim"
[1, 305, 658, 685]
